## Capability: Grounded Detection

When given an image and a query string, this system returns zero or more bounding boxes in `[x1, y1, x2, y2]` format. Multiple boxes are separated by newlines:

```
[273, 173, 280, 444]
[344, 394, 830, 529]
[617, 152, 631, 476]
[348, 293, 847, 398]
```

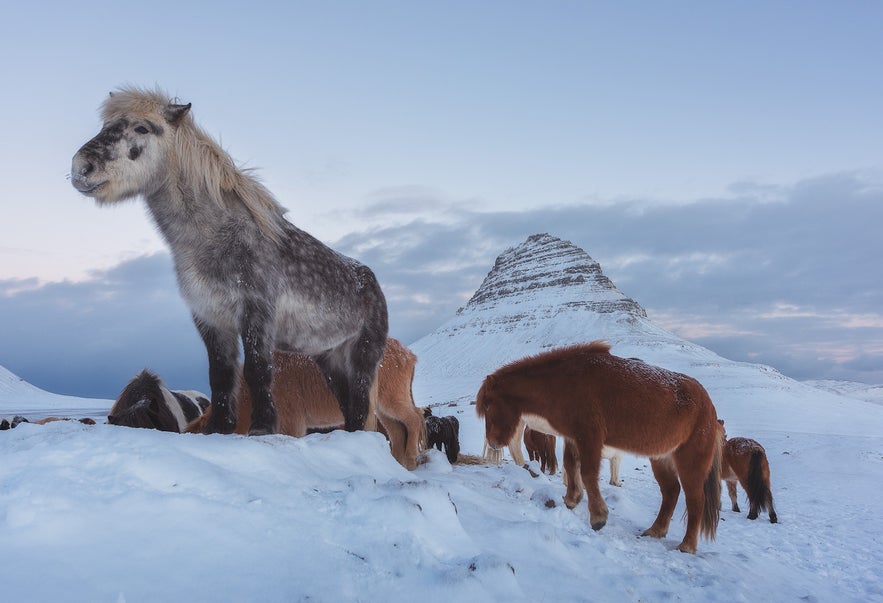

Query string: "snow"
[2, 395, 882, 602]
[3, 233, 883, 601]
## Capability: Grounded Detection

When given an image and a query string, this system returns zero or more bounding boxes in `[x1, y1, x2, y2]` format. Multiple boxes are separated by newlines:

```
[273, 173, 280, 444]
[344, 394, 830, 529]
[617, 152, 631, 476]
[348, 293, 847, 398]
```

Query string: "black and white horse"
[71, 86, 388, 436]
[108, 370, 210, 433]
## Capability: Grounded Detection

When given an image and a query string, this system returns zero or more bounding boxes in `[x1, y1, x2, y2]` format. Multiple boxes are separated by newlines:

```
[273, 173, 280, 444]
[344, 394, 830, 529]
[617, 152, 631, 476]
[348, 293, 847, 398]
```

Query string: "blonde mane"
[102, 85, 287, 242]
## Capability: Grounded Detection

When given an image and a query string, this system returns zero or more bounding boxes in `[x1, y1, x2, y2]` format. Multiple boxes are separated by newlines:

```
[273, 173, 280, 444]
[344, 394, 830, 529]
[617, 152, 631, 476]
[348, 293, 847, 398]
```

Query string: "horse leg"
[767, 491, 778, 524]
[726, 479, 740, 512]
[573, 439, 607, 530]
[511, 419, 527, 467]
[562, 439, 583, 508]
[673, 438, 718, 554]
[642, 456, 680, 540]
[241, 305, 278, 436]
[401, 406, 426, 470]
[546, 437, 559, 475]
[196, 320, 240, 435]
[608, 451, 622, 487]
[381, 415, 410, 468]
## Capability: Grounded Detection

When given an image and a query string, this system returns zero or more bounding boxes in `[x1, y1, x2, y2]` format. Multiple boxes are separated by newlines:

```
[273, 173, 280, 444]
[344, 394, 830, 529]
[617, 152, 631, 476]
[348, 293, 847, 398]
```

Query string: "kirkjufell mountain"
[411, 233, 878, 437]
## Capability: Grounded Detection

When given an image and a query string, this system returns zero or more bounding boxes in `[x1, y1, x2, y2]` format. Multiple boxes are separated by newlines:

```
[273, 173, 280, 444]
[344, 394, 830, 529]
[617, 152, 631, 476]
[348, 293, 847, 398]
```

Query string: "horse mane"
[102, 85, 287, 243]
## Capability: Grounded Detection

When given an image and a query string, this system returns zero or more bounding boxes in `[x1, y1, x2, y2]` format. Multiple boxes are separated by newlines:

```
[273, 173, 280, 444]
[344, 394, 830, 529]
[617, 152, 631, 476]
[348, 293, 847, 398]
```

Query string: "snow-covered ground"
[3, 234, 882, 601]
[2, 382, 882, 602]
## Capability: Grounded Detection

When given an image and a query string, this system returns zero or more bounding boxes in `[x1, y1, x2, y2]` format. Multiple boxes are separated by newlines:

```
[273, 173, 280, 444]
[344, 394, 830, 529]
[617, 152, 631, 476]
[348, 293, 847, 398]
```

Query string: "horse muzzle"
[70, 154, 107, 196]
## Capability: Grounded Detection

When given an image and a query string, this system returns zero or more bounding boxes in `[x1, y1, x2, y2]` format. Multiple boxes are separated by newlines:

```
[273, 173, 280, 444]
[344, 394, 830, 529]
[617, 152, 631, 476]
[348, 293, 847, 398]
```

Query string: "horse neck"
[145, 176, 227, 252]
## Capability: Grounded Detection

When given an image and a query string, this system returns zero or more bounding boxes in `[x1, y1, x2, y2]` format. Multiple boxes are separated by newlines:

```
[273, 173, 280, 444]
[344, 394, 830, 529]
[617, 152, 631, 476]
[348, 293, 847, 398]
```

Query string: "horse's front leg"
[241, 303, 278, 436]
[196, 319, 240, 435]
[562, 438, 584, 508]
[575, 439, 608, 530]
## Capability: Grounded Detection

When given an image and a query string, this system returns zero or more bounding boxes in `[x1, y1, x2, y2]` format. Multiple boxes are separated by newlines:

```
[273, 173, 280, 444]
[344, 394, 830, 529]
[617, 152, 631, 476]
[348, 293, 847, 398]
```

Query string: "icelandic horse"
[718, 420, 778, 523]
[108, 370, 210, 432]
[477, 341, 723, 554]
[71, 86, 388, 437]
[188, 338, 426, 470]
[523, 425, 558, 475]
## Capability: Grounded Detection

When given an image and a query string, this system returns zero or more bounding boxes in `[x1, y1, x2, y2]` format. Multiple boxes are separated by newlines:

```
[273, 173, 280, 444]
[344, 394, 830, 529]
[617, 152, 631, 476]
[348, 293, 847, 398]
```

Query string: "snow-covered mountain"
[411, 233, 880, 438]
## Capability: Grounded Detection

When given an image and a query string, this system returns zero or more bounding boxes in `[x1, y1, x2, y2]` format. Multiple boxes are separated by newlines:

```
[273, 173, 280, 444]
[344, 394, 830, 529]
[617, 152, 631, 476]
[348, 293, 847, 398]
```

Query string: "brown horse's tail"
[701, 427, 723, 541]
[745, 450, 773, 514]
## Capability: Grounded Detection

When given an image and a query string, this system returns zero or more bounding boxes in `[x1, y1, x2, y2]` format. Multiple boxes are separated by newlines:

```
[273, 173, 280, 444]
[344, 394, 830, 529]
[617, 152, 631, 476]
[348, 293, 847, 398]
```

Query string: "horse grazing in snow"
[476, 341, 723, 554]
[423, 409, 460, 464]
[71, 86, 388, 436]
[188, 338, 426, 470]
[523, 425, 558, 475]
[718, 420, 778, 523]
[108, 370, 210, 433]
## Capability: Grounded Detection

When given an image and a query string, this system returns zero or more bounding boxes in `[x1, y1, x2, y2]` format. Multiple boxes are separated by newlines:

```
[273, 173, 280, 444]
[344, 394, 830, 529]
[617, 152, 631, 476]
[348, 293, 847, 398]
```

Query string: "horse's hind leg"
[196, 321, 240, 435]
[643, 456, 681, 540]
[767, 492, 778, 523]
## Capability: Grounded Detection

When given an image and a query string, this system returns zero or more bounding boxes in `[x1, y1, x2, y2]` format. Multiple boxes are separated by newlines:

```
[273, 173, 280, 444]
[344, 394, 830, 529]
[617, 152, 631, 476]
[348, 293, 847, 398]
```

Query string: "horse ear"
[163, 102, 192, 125]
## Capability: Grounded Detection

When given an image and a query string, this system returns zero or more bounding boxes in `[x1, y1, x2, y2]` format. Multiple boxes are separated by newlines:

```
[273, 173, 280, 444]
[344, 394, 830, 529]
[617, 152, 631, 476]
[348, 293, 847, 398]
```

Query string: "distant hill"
[411, 233, 882, 438]
[0, 364, 110, 419]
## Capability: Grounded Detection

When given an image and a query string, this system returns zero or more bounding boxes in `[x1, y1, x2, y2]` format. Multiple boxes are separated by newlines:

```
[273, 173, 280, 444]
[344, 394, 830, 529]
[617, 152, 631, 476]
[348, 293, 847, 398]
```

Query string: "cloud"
[332, 171, 883, 384]
[2, 171, 881, 399]
[0, 254, 207, 398]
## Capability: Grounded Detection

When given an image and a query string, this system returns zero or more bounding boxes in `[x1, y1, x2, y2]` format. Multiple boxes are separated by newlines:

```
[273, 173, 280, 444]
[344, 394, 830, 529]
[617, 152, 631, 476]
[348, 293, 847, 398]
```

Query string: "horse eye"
[134, 125, 149, 134]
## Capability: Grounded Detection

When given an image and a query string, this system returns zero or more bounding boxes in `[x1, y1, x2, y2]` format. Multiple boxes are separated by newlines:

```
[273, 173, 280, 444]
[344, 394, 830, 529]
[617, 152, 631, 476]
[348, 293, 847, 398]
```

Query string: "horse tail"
[745, 449, 772, 513]
[701, 425, 723, 541]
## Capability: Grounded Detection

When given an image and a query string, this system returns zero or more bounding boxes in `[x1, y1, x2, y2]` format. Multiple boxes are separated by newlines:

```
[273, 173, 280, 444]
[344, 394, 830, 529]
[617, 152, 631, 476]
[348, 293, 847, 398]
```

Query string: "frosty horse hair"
[188, 339, 426, 470]
[718, 420, 778, 523]
[424, 411, 460, 464]
[108, 370, 210, 433]
[71, 86, 388, 436]
[523, 425, 558, 475]
[476, 341, 723, 554]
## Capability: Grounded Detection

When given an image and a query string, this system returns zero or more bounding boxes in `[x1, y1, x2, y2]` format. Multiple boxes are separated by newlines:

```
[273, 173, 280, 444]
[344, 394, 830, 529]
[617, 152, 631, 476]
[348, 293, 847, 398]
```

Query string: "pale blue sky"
[1, 1, 881, 396]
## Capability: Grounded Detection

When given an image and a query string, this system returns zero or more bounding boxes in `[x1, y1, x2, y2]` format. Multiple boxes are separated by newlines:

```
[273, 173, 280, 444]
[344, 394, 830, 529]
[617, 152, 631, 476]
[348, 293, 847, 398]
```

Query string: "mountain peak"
[460, 233, 646, 317]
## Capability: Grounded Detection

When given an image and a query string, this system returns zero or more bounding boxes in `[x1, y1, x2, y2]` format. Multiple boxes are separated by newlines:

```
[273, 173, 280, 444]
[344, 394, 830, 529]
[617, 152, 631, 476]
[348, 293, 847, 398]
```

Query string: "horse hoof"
[202, 420, 236, 435]
[641, 528, 667, 539]
[248, 424, 277, 436]
[770, 516, 778, 524]
[676, 543, 697, 554]
[590, 520, 606, 531]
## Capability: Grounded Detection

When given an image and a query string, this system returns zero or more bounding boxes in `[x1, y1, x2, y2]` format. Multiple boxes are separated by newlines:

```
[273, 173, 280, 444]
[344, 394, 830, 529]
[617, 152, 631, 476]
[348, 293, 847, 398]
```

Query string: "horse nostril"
[80, 161, 94, 176]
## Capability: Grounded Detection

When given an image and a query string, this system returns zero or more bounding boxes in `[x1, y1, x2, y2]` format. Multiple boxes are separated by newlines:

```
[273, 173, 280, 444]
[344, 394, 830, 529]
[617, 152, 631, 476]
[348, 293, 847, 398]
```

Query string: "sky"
[1, 1, 881, 397]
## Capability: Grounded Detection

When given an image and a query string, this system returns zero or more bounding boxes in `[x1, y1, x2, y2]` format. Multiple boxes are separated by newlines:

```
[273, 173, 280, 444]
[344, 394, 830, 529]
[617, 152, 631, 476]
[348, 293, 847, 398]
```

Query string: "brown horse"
[477, 341, 723, 554]
[718, 420, 778, 523]
[188, 338, 426, 470]
[524, 426, 558, 475]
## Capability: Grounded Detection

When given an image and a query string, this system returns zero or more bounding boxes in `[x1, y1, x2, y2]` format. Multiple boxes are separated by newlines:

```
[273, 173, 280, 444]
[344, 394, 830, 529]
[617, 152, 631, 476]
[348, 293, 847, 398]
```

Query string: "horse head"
[475, 375, 520, 450]
[71, 87, 191, 205]
[107, 370, 182, 432]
